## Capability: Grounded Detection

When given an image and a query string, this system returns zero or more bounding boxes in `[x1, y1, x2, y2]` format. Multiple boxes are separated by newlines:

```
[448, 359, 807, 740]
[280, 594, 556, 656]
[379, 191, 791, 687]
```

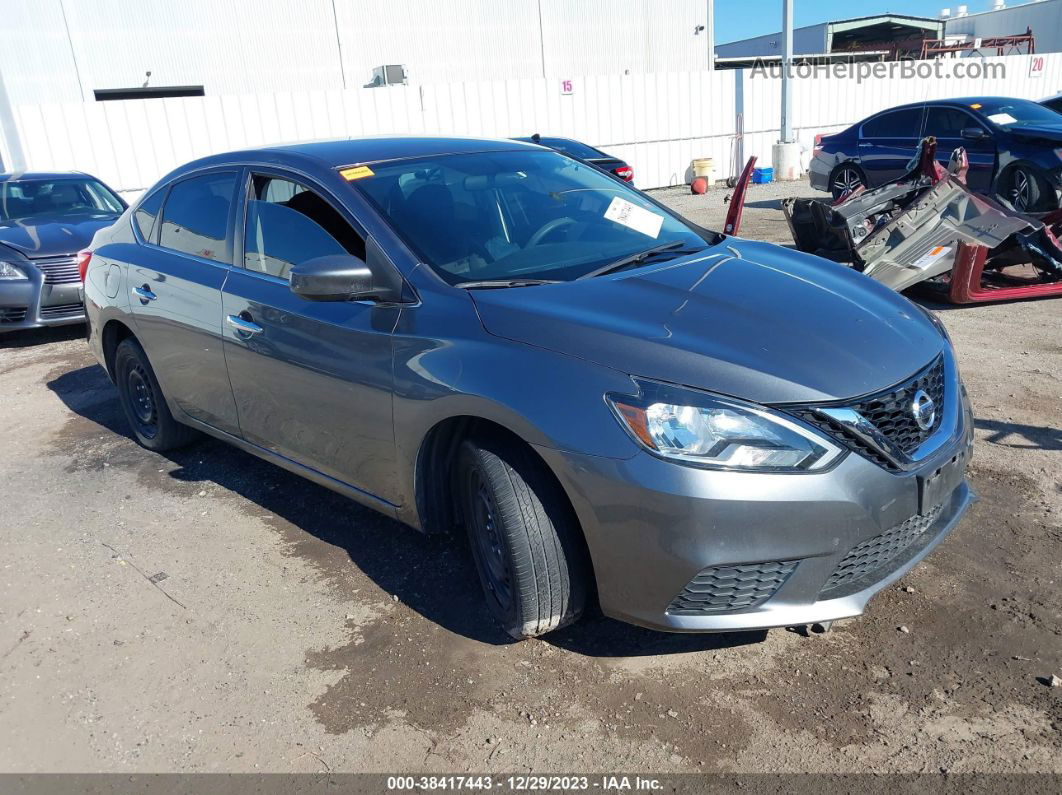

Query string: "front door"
[127, 170, 241, 435]
[858, 105, 927, 186]
[922, 105, 997, 193]
[221, 171, 399, 502]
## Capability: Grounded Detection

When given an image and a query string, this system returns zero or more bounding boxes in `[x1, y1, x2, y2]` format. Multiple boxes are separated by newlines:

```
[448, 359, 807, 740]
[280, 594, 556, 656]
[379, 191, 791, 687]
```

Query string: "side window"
[158, 172, 237, 263]
[862, 108, 923, 138]
[133, 188, 166, 242]
[244, 175, 366, 281]
[925, 106, 982, 138]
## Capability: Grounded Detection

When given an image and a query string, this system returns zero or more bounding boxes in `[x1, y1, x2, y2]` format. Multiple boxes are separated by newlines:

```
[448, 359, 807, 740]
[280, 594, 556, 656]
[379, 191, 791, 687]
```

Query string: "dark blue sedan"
[809, 97, 1062, 212]
[0, 171, 126, 332]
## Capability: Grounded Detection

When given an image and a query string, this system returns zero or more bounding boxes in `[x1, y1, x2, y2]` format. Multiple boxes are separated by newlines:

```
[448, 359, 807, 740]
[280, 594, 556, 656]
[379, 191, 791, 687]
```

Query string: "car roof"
[0, 171, 90, 181]
[152, 135, 547, 188]
[867, 96, 1043, 117]
[196, 135, 539, 170]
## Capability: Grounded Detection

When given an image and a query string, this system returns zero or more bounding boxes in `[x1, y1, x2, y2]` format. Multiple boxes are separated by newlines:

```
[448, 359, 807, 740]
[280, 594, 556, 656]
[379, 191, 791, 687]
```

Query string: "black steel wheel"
[457, 437, 587, 639]
[114, 338, 199, 452]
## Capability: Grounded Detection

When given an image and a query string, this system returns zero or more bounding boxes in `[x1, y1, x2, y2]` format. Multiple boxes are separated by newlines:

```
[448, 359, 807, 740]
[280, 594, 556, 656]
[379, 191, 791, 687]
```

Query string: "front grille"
[820, 504, 944, 599]
[852, 356, 944, 454]
[33, 255, 81, 284]
[787, 356, 946, 472]
[668, 560, 798, 616]
[0, 307, 28, 323]
[40, 302, 84, 318]
[792, 408, 897, 470]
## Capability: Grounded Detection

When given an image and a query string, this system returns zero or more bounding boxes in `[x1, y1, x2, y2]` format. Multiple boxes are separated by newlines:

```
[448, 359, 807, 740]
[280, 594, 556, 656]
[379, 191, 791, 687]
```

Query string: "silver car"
[84, 137, 974, 638]
[0, 171, 126, 332]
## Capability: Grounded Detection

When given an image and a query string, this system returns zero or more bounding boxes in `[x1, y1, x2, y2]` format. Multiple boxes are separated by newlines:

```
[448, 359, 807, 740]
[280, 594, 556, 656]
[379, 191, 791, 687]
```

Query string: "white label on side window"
[603, 197, 664, 239]
[911, 245, 952, 271]
[987, 112, 1016, 125]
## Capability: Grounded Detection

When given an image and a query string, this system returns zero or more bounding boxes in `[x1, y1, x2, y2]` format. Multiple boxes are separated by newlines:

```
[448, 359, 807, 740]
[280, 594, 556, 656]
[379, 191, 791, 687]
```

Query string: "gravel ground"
[0, 178, 1059, 774]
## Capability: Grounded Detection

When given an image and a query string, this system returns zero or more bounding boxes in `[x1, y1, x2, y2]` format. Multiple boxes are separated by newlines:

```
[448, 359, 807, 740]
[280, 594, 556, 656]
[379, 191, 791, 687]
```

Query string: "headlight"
[608, 380, 844, 472]
[0, 261, 28, 280]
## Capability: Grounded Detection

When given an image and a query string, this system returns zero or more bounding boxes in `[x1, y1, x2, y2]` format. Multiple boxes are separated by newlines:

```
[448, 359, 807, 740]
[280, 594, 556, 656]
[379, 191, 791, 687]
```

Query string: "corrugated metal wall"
[6, 52, 1059, 196]
[0, 0, 710, 105]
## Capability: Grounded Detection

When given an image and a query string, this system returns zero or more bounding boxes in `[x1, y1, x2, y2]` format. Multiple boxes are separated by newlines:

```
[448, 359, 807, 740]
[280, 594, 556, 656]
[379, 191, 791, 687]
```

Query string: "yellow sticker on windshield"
[340, 165, 374, 180]
[969, 103, 983, 110]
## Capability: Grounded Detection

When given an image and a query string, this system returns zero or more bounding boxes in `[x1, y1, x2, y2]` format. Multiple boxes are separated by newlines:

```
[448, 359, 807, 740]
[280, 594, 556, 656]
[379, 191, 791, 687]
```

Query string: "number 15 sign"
[560, 79, 574, 95]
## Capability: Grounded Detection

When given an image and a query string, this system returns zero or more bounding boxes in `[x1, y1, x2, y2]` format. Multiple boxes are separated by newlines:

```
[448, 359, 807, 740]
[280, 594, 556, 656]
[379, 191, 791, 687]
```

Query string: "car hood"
[0, 214, 118, 259]
[469, 239, 945, 404]
[1007, 124, 1062, 143]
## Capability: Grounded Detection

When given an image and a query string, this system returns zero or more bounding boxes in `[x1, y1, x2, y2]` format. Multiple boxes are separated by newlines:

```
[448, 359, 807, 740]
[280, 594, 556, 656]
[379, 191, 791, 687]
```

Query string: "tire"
[830, 164, 865, 200]
[457, 437, 586, 639]
[114, 338, 199, 452]
[1002, 165, 1053, 213]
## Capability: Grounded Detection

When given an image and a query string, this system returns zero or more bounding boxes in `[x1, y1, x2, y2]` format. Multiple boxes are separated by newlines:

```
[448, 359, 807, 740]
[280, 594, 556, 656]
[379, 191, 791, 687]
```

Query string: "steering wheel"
[526, 217, 577, 248]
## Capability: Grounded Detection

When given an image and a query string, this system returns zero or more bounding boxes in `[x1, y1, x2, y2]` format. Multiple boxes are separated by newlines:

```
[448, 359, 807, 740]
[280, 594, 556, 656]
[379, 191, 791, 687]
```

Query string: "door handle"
[226, 313, 263, 336]
[132, 285, 157, 302]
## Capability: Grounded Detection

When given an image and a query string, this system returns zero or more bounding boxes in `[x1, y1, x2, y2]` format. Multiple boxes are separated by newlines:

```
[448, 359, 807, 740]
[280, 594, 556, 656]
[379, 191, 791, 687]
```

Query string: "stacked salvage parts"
[779, 137, 1062, 304]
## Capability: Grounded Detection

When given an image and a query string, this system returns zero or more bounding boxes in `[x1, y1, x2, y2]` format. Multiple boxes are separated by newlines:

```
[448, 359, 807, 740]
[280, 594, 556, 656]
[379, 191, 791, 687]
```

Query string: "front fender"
[390, 325, 641, 524]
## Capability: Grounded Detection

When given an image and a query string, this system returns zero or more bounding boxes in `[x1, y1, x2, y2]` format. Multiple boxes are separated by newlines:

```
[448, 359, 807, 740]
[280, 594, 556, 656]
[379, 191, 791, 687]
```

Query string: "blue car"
[809, 97, 1062, 212]
[0, 171, 127, 332]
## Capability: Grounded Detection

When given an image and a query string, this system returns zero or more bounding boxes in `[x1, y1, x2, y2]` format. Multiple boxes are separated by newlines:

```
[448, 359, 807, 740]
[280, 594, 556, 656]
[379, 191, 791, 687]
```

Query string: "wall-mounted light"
[694, 24, 706, 35]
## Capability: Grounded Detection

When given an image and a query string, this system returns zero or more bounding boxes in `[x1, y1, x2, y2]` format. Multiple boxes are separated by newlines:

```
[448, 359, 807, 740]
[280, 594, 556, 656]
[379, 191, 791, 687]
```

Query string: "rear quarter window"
[133, 188, 166, 242]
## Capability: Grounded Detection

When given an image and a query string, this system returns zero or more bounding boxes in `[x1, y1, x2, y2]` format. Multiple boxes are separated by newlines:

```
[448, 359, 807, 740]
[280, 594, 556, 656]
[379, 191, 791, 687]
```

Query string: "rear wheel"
[114, 338, 199, 451]
[457, 437, 586, 639]
[830, 164, 865, 200]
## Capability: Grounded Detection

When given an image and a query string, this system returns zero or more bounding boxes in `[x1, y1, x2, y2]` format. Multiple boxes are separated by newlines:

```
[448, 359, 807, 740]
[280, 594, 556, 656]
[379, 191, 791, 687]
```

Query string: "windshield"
[972, 99, 1062, 129]
[350, 149, 710, 284]
[0, 178, 124, 222]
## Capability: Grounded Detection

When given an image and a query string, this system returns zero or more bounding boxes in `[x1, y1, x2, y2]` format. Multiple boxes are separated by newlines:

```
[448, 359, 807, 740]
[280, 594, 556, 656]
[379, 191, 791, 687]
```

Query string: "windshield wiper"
[455, 278, 561, 289]
[577, 241, 702, 280]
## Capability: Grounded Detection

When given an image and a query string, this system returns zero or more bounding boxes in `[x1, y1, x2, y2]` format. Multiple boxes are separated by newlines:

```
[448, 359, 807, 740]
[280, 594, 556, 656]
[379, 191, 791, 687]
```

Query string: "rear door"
[127, 170, 241, 435]
[858, 105, 927, 185]
[220, 169, 399, 501]
[923, 105, 997, 192]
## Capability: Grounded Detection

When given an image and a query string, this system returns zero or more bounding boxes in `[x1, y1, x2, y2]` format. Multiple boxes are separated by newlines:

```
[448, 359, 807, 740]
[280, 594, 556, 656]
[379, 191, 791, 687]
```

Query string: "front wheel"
[114, 338, 199, 451]
[1002, 166, 1054, 213]
[457, 438, 586, 639]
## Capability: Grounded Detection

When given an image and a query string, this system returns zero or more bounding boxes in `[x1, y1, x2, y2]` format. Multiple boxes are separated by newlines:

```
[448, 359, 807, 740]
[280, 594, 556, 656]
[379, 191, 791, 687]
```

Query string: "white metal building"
[717, 0, 1062, 60]
[943, 0, 1062, 55]
[715, 14, 945, 59]
[0, 0, 713, 106]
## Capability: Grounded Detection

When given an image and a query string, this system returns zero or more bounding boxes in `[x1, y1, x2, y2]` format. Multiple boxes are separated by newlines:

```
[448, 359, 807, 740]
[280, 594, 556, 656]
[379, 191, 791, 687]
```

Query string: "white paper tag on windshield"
[911, 245, 952, 271]
[604, 197, 664, 239]
[987, 112, 1016, 125]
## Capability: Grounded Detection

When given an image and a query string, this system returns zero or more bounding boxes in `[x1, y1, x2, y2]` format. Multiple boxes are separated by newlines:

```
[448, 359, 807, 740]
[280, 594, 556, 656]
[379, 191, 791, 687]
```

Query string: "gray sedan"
[1, 171, 126, 332]
[83, 136, 973, 638]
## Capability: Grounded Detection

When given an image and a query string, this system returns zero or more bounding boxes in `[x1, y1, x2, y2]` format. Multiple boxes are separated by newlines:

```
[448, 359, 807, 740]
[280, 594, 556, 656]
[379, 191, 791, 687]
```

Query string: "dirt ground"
[0, 179, 1059, 775]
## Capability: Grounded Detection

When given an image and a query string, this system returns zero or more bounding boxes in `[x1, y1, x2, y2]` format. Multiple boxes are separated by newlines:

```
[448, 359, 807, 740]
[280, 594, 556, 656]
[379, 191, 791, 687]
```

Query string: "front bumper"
[536, 388, 974, 633]
[0, 267, 85, 332]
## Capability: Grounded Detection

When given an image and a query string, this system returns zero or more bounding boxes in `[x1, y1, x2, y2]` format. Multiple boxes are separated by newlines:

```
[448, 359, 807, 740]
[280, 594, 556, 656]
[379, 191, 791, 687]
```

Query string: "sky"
[714, 0, 1019, 44]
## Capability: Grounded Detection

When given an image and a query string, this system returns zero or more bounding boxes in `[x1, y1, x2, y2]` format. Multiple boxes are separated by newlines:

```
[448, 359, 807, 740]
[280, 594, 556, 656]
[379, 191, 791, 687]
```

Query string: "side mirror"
[289, 255, 376, 302]
[960, 127, 987, 141]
